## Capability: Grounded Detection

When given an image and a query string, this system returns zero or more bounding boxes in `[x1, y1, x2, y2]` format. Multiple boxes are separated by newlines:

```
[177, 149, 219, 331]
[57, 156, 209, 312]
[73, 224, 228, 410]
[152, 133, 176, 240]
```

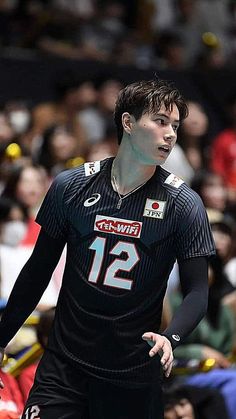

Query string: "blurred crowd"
[1, 0, 236, 70]
[0, 1, 236, 419]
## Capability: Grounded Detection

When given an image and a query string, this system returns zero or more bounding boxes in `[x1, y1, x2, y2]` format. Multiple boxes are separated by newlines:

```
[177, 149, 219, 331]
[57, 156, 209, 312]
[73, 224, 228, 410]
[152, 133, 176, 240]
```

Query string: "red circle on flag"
[152, 202, 159, 209]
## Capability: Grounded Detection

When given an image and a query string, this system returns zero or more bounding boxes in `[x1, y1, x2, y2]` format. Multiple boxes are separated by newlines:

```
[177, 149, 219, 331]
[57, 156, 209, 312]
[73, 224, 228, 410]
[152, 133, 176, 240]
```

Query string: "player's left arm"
[142, 256, 208, 377]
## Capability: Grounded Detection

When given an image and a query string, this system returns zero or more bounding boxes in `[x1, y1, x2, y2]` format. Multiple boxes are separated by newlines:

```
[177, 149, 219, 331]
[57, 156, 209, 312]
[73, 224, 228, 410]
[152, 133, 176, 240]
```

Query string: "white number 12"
[88, 236, 140, 290]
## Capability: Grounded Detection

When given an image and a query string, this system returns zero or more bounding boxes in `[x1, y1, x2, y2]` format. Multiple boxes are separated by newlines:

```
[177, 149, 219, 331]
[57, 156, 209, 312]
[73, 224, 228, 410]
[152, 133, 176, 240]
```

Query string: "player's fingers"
[142, 333, 172, 358]
[163, 359, 173, 378]
[142, 332, 155, 344]
[142, 333, 156, 354]
[160, 340, 172, 365]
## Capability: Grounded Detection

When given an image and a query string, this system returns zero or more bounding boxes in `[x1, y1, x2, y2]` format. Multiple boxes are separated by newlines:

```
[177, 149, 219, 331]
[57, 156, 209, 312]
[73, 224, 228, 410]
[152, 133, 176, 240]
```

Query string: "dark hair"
[0, 196, 28, 222]
[190, 170, 224, 197]
[207, 253, 234, 328]
[114, 78, 188, 144]
[211, 219, 236, 260]
[35, 124, 59, 172]
[2, 162, 44, 201]
[163, 384, 198, 418]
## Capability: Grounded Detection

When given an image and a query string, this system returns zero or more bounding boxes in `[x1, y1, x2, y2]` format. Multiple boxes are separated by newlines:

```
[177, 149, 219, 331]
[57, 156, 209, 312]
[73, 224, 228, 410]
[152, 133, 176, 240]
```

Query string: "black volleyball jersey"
[36, 157, 215, 373]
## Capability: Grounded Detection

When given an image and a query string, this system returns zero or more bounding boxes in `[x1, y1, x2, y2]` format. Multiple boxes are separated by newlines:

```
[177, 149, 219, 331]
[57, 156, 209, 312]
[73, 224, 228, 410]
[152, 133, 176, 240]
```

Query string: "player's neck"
[112, 150, 156, 196]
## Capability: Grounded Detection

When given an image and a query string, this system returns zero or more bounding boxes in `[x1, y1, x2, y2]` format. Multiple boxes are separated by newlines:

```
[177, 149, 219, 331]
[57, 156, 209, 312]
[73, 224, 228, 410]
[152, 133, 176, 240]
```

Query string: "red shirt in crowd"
[211, 128, 236, 188]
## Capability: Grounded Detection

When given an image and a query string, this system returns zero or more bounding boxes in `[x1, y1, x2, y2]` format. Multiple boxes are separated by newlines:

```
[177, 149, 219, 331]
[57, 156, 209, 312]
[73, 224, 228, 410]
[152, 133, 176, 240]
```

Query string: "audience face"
[164, 398, 195, 419]
[182, 102, 208, 138]
[0, 198, 27, 246]
[98, 80, 123, 113]
[50, 128, 79, 162]
[200, 173, 227, 211]
[15, 166, 48, 211]
[0, 113, 14, 143]
[212, 228, 232, 262]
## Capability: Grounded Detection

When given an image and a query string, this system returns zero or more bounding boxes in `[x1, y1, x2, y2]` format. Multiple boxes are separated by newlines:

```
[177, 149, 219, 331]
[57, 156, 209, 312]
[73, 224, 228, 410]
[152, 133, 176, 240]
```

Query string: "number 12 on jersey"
[88, 236, 140, 290]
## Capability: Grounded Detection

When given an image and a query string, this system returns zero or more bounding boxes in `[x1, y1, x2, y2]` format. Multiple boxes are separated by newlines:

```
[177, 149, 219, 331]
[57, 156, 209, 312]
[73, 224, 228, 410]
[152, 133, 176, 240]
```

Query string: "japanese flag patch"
[143, 199, 166, 219]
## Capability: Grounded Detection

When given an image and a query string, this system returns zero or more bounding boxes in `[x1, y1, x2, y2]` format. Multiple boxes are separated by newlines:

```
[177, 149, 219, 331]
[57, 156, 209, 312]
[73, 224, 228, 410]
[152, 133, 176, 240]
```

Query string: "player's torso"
[62, 159, 178, 312]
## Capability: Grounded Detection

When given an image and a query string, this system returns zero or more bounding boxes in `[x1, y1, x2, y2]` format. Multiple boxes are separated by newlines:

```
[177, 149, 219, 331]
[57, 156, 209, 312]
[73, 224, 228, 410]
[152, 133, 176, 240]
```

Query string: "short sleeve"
[36, 173, 68, 239]
[174, 190, 216, 260]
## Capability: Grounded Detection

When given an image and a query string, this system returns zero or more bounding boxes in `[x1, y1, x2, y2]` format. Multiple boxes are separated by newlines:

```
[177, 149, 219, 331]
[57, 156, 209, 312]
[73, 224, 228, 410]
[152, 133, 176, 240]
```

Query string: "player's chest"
[68, 181, 176, 245]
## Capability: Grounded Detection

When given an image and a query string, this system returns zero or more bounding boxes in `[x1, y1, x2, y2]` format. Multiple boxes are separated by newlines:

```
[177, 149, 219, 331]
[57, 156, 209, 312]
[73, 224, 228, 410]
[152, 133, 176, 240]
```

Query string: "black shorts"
[22, 349, 164, 419]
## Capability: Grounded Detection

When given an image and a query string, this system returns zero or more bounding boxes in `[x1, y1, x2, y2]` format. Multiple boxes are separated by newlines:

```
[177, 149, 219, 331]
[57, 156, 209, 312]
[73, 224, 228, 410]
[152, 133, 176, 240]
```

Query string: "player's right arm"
[0, 228, 65, 353]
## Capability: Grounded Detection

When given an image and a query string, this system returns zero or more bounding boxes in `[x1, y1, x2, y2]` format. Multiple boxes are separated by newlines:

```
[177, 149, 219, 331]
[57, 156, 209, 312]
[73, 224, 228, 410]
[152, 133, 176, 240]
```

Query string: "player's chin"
[155, 154, 169, 165]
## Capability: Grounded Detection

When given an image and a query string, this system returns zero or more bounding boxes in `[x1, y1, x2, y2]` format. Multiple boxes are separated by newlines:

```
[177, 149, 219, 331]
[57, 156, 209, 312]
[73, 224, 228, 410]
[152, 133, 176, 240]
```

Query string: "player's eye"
[155, 118, 166, 126]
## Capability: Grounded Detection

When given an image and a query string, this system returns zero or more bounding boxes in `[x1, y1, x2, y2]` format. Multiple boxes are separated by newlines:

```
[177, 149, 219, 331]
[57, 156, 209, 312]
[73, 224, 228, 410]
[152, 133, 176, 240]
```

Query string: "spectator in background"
[1, 162, 49, 245]
[78, 77, 123, 144]
[5, 101, 31, 141]
[190, 170, 228, 223]
[0, 112, 14, 145]
[2, 162, 48, 220]
[171, 0, 208, 66]
[34, 124, 86, 178]
[164, 386, 197, 419]
[178, 100, 209, 171]
[196, 32, 226, 70]
[0, 167, 64, 309]
[153, 30, 187, 70]
[211, 220, 236, 288]
[0, 197, 28, 247]
[211, 92, 236, 206]
[163, 383, 229, 419]
[24, 74, 92, 157]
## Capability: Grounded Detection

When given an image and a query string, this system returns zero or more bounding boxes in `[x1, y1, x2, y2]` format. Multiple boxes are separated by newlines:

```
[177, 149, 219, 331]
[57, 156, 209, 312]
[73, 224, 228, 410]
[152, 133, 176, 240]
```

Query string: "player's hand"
[142, 332, 173, 377]
[0, 347, 5, 390]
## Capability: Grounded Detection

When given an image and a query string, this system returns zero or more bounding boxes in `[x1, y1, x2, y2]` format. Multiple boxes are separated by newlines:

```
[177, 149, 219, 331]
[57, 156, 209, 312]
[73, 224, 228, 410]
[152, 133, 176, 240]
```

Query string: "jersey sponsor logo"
[164, 173, 184, 188]
[143, 198, 166, 219]
[84, 193, 101, 207]
[84, 161, 101, 176]
[94, 215, 142, 238]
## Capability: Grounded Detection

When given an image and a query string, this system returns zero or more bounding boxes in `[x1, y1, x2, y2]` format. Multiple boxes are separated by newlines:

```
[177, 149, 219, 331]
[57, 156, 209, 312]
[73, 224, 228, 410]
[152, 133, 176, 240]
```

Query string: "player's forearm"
[162, 289, 208, 349]
[0, 261, 52, 347]
[162, 256, 209, 349]
[0, 229, 65, 348]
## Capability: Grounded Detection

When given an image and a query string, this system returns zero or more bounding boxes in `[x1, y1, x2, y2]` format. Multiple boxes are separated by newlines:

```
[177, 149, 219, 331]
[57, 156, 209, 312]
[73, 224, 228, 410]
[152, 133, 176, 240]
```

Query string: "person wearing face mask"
[8, 107, 31, 137]
[0, 197, 28, 247]
[0, 195, 64, 310]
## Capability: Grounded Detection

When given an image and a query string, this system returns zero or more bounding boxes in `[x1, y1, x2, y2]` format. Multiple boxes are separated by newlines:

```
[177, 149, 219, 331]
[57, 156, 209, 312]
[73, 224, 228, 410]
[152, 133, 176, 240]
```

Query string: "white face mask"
[1, 220, 27, 247]
[9, 110, 30, 134]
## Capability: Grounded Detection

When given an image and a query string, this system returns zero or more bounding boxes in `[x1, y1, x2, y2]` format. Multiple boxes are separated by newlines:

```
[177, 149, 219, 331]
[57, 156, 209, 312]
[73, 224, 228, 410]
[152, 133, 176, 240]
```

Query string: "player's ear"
[122, 112, 133, 135]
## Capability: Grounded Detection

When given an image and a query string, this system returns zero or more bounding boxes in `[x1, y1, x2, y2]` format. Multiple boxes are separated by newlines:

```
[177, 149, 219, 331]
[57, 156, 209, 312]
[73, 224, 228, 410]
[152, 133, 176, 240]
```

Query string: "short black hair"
[114, 78, 188, 144]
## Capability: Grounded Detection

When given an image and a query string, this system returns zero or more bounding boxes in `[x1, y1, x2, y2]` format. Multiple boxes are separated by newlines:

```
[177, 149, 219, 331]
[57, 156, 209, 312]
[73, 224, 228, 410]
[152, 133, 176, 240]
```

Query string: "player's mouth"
[157, 145, 171, 156]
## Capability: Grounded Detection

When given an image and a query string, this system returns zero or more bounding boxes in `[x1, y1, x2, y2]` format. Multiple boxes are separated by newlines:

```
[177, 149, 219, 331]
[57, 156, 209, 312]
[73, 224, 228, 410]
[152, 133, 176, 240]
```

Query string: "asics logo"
[84, 193, 101, 207]
[172, 334, 180, 342]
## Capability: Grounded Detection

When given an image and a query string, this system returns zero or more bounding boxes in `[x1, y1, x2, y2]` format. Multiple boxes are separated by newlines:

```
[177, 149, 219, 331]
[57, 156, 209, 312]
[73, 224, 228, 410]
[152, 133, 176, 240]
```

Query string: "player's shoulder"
[158, 166, 201, 204]
[54, 158, 110, 187]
